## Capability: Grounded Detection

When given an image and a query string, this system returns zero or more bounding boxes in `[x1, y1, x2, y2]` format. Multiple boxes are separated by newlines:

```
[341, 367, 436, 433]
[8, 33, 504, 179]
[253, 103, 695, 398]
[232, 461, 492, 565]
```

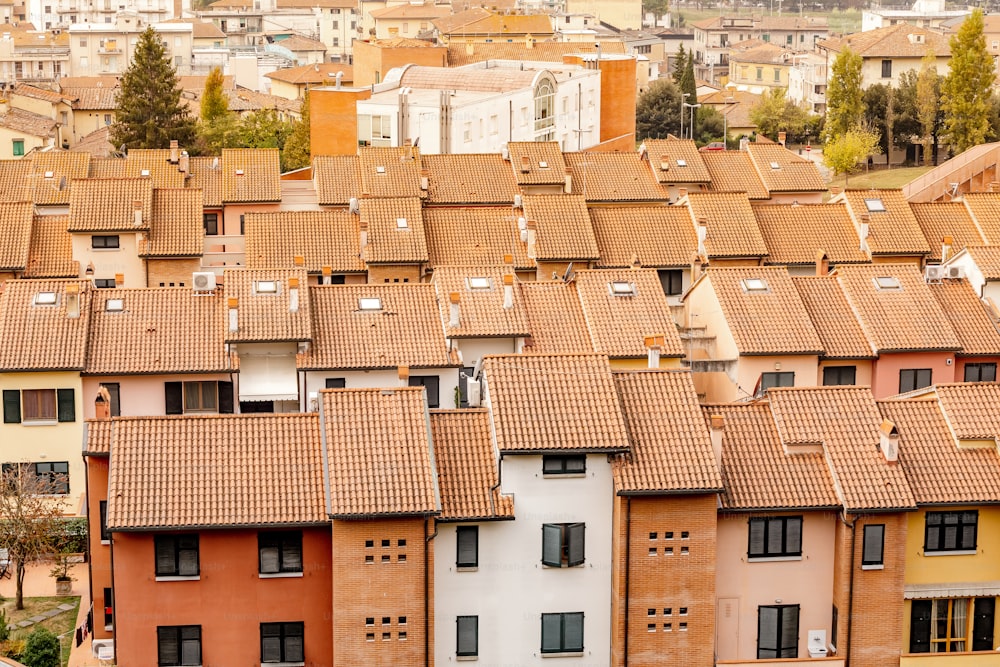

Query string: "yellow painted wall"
[71, 231, 146, 288]
[729, 62, 790, 88]
[904, 507, 1000, 585]
[609, 357, 684, 370]
[900, 653, 1000, 666]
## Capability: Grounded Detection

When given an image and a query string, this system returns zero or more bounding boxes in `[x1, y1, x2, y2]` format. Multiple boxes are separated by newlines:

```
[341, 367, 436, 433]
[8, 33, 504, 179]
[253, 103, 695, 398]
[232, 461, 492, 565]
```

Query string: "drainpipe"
[425, 516, 438, 667]
[838, 509, 857, 666]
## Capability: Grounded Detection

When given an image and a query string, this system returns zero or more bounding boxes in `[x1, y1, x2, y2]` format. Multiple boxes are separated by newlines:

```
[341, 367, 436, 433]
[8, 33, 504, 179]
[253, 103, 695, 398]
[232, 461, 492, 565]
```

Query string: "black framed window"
[100, 383, 121, 416]
[456, 526, 478, 568]
[103, 587, 113, 628]
[261, 622, 304, 663]
[900, 368, 932, 393]
[542, 523, 585, 567]
[408, 376, 440, 408]
[748, 516, 802, 559]
[456, 616, 478, 657]
[541, 612, 584, 653]
[823, 366, 856, 386]
[165, 381, 233, 415]
[757, 604, 799, 658]
[760, 372, 794, 392]
[964, 363, 997, 382]
[542, 454, 586, 475]
[658, 269, 683, 296]
[862, 524, 884, 566]
[924, 511, 977, 552]
[91, 235, 120, 249]
[911, 598, 995, 653]
[157, 625, 201, 666]
[324, 378, 346, 389]
[34, 461, 69, 494]
[259, 531, 303, 574]
[881, 59, 892, 78]
[99, 500, 109, 542]
[93, 278, 117, 288]
[203, 213, 219, 236]
[154, 535, 199, 577]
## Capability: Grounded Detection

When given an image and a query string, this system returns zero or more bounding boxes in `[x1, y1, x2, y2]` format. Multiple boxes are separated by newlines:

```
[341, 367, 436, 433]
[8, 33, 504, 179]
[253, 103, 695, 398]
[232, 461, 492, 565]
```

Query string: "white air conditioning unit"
[192, 272, 217, 292]
[92, 639, 114, 660]
[947, 265, 964, 279]
[924, 265, 943, 283]
[466, 378, 482, 407]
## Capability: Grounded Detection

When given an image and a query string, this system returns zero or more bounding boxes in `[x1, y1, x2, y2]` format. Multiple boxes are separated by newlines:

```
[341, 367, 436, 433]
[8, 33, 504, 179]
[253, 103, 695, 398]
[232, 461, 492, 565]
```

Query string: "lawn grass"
[827, 165, 933, 190]
[2, 596, 81, 667]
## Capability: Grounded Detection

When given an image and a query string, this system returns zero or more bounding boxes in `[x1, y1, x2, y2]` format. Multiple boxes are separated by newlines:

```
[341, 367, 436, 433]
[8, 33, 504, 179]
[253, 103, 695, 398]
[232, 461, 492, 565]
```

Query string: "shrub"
[21, 627, 60, 667]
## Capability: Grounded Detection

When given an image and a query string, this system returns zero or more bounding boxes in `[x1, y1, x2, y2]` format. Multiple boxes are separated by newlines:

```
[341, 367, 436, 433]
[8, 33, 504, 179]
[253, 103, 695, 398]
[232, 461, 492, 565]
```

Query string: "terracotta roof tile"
[312, 155, 360, 206]
[702, 151, 769, 199]
[107, 414, 326, 529]
[13, 83, 72, 104]
[323, 387, 439, 517]
[424, 207, 532, 269]
[933, 383, 1000, 441]
[755, 203, 869, 266]
[245, 210, 364, 274]
[964, 245, 1000, 280]
[24, 215, 78, 278]
[613, 370, 723, 494]
[563, 152, 665, 201]
[0, 200, 34, 270]
[70, 126, 115, 159]
[83, 419, 112, 456]
[574, 269, 685, 358]
[223, 268, 313, 343]
[482, 354, 630, 452]
[123, 149, 187, 188]
[792, 276, 875, 359]
[704, 403, 839, 510]
[961, 193, 1000, 244]
[834, 263, 960, 352]
[0, 107, 56, 138]
[521, 194, 599, 261]
[142, 188, 204, 257]
[642, 139, 711, 184]
[685, 192, 768, 258]
[187, 157, 224, 208]
[818, 23, 949, 58]
[927, 280, 1000, 356]
[0, 280, 92, 370]
[506, 142, 566, 185]
[433, 8, 552, 35]
[768, 387, 916, 511]
[911, 202, 983, 263]
[358, 147, 422, 199]
[67, 178, 153, 232]
[29, 152, 91, 206]
[518, 282, 592, 354]
[0, 159, 32, 202]
[445, 41, 622, 67]
[221, 148, 281, 203]
[747, 143, 826, 193]
[360, 196, 429, 264]
[430, 409, 514, 520]
[701, 266, 823, 355]
[85, 288, 233, 374]
[87, 158, 125, 179]
[840, 189, 931, 256]
[589, 205, 699, 268]
[62, 85, 119, 110]
[432, 265, 530, 338]
[299, 284, 452, 370]
[265, 63, 353, 85]
[422, 153, 519, 204]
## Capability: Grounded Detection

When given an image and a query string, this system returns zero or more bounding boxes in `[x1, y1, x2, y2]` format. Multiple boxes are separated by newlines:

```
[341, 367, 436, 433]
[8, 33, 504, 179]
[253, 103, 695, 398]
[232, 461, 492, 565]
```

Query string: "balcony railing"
[201, 234, 245, 274]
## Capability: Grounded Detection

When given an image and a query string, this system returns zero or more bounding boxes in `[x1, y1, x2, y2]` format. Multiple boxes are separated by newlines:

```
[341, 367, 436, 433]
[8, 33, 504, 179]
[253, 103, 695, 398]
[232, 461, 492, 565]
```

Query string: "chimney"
[228, 297, 238, 332]
[169, 139, 179, 163]
[525, 220, 537, 259]
[659, 155, 670, 172]
[115, 272, 124, 287]
[65, 283, 79, 319]
[178, 150, 189, 174]
[94, 386, 111, 421]
[502, 273, 514, 309]
[360, 220, 368, 250]
[289, 278, 300, 313]
[133, 200, 143, 227]
[398, 365, 410, 386]
[520, 155, 531, 173]
[644, 335, 664, 369]
[859, 214, 870, 252]
[830, 186, 842, 196]
[631, 253, 641, 269]
[449, 292, 461, 328]
[420, 169, 430, 191]
[879, 419, 899, 463]
[321, 265, 332, 285]
[696, 218, 708, 256]
[941, 235, 954, 262]
[815, 250, 829, 277]
[294, 255, 305, 268]
[709, 414, 724, 467]
[778, 131, 786, 147]
[691, 252, 705, 284]
[564, 167, 572, 194]
[503, 253, 513, 267]
[678, 187, 687, 199]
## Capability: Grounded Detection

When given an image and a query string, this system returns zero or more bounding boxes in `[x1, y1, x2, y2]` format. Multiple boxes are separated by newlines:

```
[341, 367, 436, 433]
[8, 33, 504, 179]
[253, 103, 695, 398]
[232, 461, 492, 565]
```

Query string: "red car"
[699, 142, 726, 152]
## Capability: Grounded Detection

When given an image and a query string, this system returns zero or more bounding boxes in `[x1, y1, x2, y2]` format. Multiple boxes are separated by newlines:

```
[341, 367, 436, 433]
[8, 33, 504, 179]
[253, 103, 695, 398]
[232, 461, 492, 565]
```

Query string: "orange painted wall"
[311, 87, 373, 158]
[565, 55, 636, 151]
[112, 528, 333, 665]
[352, 41, 448, 88]
[85, 454, 113, 640]
[870, 351, 954, 399]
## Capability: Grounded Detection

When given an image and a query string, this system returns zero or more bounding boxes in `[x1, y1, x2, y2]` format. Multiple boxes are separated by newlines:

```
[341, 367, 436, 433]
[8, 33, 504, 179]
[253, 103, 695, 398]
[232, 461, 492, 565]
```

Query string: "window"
[164, 381, 233, 415]
[457, 616, 478, 657]
[774, 68, 780, 82]
[862, 524, 884, 567]
[154, 535, 199, 577]
[924, 511, 977, 552]
[12, 139, 23, 156]
[541, 612, 584, 654]
[157, 625, 201, 666]
[899, 369, 932, 393]
[881, 59, 892, 78]
[456, 526, 478, 568]
[542, 522, 585, 567]
[261, 622, 304, 663]
[325, 378, 346, 389]
[407, 376, 439, 408]
[184, 381, 217, 412]
[99, 500, 109, 542]
[742, 277, 768, 292]
[2, 390, 20, 422]
[610, 281, 636, 296]
[748, 516, 802, 559]
[533, 78, 555, 133]
[823, 366, 856, 386]
[358, 297, 382, 311]
[103, 587, 113, 629]
[203, 213, 218, 236]
[259, 531, 303, 574]
[757, 604, 799, 658]
[94, 278, 116, 289]
[8, 388, 74, 423]
[542, 455, 586, 475]
[760, 372, 794, 392]
[103, 113, 111, 125]
[874, 275, 901, 290]
[756, 66, 763, 80]
[100, 383, 121, 416]
[964, 363, 997, 382]
[458, 366, 475, 407]
[35, 462, 69, 494]
[92, 235, 119, 249]
[911, 598, 995, 653]
[658, 269, 683, 296]
[864, 198, 886, 212]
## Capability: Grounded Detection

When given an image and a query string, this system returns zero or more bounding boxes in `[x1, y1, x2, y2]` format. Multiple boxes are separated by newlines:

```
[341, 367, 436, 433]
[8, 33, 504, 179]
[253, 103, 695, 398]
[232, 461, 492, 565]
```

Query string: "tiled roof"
[273, 34, 327, 51]
[589, 205, 698, 268]
[62, 86, 119, 110]
[223, 268, 313, 343]
[613, 371, 724, 494]
[29, 152, 91, 206]
[187, 157, 224, 208]
[371, 2, 450, 18]
[792, 276, 875, 359]
[934, 383, 1000, 441]
[430, 409, 514, 520]
[12, 83, 73, 105]
[142, 188, 204, 257]
[702, 266, 823, 355]
[927, 280, 1000, 356]
[702, 151, 769, 199]
[106, 414, 327, 530]
[424, 207, 532, 269]
[221, 148, 281, 203]
[161, 17, 227, 38]
[433, 8, 552, 35]
[840, 189, 931, 256]
[299, 284, 452, 370]
[521, 194, 600, 261]
[879, 396, 1000, 505]
[0, 159, 32, 203]
[563, 152, 665, 201]
[482, 354, 630, 452]
[574, 269, 685, 358]
[729, 42, 795, 65]
[519, 281, 591, 354]
[24, 215, 78, 278]
[245, 210, 364, 274]
[0, 200, 33, 271]
[67, 178, 153, 232]
[445, 41, 623, 67]
[313, 155, 360, 205]
[768, 387, 916, 511]
[432, 265, 530, 338]
[755, 203, 869, 266]
[961, 193, 1000, 244]
[506, 142, 566, 185]
[834, 263, 959, 353]
[123, 149, 187, 188]
[83, 420, 112, 456]
[322, 387, 439, 517]
[818, 23, 949, 58]
[265, 63, 353, 85]
[70, 126, 115, 158]
[85, 289, 233, 374]
[746, 143, 826, 193]
[642, 139, 711, 184]
[360, 196, 428, 264]
[963, 245, 1000, 280]
[358, 147, 423, 199]
[0, 107, 57, 138]
[685, 192, 768, 258]
[705, 403, 839, 510]
[0, 280, 92, 370]
[422, 154, 519, 204]
[910, 202, 983, 263]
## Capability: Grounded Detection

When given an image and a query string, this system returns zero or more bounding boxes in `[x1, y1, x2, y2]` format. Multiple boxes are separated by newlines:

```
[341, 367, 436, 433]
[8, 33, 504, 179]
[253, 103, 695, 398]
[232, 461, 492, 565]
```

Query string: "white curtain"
[952, 598, 968, 652]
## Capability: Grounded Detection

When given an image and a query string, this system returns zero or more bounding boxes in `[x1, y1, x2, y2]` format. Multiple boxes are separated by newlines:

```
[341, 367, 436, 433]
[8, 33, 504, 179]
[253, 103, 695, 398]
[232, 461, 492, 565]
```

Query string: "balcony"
[201, 234, 245, 274]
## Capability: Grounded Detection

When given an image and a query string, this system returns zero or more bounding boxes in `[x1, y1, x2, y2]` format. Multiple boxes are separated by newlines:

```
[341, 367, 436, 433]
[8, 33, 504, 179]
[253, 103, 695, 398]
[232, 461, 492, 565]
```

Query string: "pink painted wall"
[82, 374, 235, 418]
[954, 356, 1000, 383]
[870, 351, 953, 398]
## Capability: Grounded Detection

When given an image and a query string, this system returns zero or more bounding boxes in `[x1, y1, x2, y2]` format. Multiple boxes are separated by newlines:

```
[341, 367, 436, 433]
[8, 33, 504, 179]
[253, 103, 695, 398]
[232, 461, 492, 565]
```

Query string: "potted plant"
[49, 555, 75, 595]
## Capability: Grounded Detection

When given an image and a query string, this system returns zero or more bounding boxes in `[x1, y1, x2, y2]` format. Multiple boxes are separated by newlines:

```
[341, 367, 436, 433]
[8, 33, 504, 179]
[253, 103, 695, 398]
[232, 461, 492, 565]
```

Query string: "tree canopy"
[282, 90, 312, 171]
[915, 52, 944, 164]
[824, 47, 864, 143]
[750, 88, 813, 142]
[823, 125, 882, 184]
[942, 9, 995, 153]
[636, 78, 682, 140]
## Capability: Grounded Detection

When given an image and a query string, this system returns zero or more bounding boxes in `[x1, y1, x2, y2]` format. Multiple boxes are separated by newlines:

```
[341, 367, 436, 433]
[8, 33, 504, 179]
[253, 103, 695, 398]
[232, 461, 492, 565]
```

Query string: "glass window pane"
[541, 614, 562, 651]
[564, 613, 584, 651]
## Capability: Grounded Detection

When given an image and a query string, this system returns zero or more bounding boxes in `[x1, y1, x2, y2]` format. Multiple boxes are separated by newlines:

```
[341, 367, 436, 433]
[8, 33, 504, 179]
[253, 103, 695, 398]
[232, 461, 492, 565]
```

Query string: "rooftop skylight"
[33, 292, 57, 305]
[396, 217, 409, 229]
[864, 198, 886, 212]
[105, 298, 124, 312]
[359, 297, 382, 311]
[468, 277, 491, 290]
[742, 278, 768, 292]
[873, 276, 901, 290]
[255, 280, 277, 294]
[610, 281, 636, 296]
[676, 159, 688, 167]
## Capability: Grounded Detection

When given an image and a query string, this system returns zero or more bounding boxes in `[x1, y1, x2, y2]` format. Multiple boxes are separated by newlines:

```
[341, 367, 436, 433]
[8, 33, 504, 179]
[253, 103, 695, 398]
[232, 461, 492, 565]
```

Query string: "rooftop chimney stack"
[644, 335, 664, 369]
[815, 250, 829, 277]
[859, 214, 870, 252]
[133, 200, 143, 227]
[65, 284, 79, 319]
[879, 419, 899, 463]
[564, 166, 572, 194]
[228, 297, 238, 332]
[321, 265, 332, 285]
[449, 292, 461, 328]
[709, 414, 725, 467]
[696, 218, 707, 256]
[520, 155, 531, 173]
[288, 278, 300, 313]
[503, 274, 514, 309]
[398, 365, 410, 386]
[169, 139, 179, 164]
[94, 386, 111, 421]
[115, 272, 124, 287]
[360, 220, 368, 250]
[942, 235, 954, 263]
[525, 220, 537, 259]
[778, 131, 786, 147]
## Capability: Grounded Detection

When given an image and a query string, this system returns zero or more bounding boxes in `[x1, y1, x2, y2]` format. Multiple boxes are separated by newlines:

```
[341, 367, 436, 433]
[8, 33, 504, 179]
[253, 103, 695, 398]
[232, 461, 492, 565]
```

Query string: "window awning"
[238, 353, 298, 402]
[904, 582, 1000, 599]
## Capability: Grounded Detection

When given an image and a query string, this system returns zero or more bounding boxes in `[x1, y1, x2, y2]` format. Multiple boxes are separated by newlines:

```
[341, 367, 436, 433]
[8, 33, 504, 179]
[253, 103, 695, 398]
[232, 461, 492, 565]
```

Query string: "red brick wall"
[366, 264, 422, 284]
[146, 258, 201, 288]
[311, 88, 372, 158]
[848, 512, 907, 666]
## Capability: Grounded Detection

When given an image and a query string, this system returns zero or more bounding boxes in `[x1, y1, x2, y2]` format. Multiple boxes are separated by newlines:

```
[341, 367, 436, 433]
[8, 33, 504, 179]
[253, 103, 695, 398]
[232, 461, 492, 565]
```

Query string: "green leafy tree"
[197, 67, 239, 154]
[749, 87, 812, 142]
[282, 90, 312, 170]
[891, 70, 920, 153]
[824, 47, 864, 143]
[942, 9, 994, 154]
[694, 105, 725, 145]
[916, 52, 943, 164]
[863, 83, 895, 156]
[823, 125, 882, 185]
[636, 78, 682, 140]
[200, 67, 228, 123]
[673, 44, 687, 84]
[111, 26, 196, 150]
[239, 109, 292, 154]
[678, 55, 697, 138]
[21, 627, 59, 667]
